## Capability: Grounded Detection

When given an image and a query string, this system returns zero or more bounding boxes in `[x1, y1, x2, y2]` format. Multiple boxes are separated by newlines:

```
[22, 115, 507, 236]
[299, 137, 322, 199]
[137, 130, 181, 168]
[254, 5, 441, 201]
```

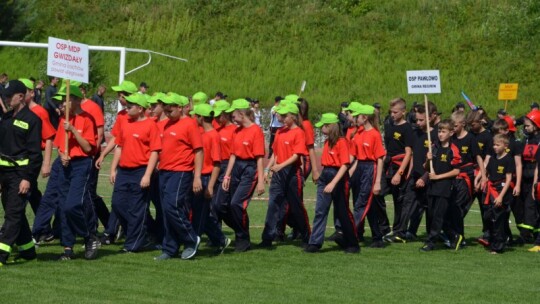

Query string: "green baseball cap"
[276, 102, 299, 115]
[213, 100, 230, 116]
[190, 104, 214, 117]
[284, 94, 300, 103]
[343, 101, 363, 114]
[111, 80, 138, 94]
[225, 98, 251, 113]
[162, 92, 189, 106]
[19, 78, 34, 90]
[54, 85, 84, 99]
[148, 92, 167, 104]
[315, 113, 339, 128]
[351, 104, 375, 116]
[125, 93, 149, 108]
[192, 91, 208, 105]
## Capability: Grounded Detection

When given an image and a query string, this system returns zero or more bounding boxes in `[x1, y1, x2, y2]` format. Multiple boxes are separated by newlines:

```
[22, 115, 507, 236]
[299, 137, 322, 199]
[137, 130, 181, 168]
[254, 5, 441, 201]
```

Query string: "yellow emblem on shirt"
[13, 119, 29, 130]
[461, 146, 468, 154]
[505, 147, 510, 153]
[497, 166, 504, 174]
[441, 154, 447, 162]
[424, 140, 429, 148]
[393, 132, 402, 140]
[478, 142, 484, 149]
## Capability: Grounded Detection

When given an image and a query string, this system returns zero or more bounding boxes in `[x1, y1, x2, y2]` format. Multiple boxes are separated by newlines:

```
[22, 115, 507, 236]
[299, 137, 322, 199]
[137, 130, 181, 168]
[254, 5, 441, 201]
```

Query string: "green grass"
[1, 152, 539, 303]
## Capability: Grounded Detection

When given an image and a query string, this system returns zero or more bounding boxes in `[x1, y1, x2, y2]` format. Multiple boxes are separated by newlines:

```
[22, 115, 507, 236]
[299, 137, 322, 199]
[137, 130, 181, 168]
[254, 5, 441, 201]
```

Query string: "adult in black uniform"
[0, 80, 42, 266]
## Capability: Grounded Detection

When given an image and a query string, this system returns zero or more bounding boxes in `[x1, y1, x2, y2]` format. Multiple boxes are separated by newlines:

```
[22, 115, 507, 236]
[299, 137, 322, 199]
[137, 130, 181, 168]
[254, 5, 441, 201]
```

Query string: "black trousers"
[426, 195, 449, 245]
[0, 169, 35, 263]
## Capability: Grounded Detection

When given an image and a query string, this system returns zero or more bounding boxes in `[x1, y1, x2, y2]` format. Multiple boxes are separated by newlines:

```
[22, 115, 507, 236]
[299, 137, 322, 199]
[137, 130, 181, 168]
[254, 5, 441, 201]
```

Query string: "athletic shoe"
[115, 226, 124, 243]
[287, 229, 301, 241]
[215, 237, 231, 255]
[405, 231, 417, 241]
[84, 236, 100, 260]
[58, 249, 75, 261]
[326, 231, 338, 241]
[420, 243, 435, 252]
[154, 253, 172, 261]
[118, 248, 131, 254]
[370, 240, 385, 248]
[36, 233, 55, 245]
[527, 245, 540, 252]
[14, 250, 37, 262]
[344, 246, 360, 254]
[334, 231, 346, 248]
[304, 244, 320, 253]
[181, 236, 201, 260]
[99, 233, 114, 245]
[235, 239, 251, 252]
[452, 234, 463, 251]
[386, 235, 407, 243]
[258, 239, 273, 248]
[477, 237, 490, 247]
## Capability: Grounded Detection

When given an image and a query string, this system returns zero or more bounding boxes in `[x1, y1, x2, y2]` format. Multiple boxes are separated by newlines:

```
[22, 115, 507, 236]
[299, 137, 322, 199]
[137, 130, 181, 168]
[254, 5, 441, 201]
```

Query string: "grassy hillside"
[1, 0, 539, 118]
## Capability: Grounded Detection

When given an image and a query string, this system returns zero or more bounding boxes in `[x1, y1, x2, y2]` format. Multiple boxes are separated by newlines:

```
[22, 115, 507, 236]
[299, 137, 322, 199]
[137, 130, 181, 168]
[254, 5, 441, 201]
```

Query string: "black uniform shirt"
[452, 132, 480, 174]
[487, 153, 515, 182]
[384, 121, 413, 158]
[0, 106, 43, 181]
[428, 142, 461, 198]
[473, 129, 492, 159]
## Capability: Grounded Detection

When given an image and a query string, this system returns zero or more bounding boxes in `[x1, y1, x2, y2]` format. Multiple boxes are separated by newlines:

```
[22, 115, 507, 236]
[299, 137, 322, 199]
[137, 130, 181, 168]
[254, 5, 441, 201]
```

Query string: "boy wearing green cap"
[191, 104, 231, 253]
[110, 94, 161, 252]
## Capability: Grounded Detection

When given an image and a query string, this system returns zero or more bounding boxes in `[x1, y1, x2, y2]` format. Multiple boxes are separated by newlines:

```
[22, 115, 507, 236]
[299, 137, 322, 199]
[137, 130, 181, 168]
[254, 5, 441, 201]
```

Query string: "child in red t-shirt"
[305, 113, 359, 253]
[109, 93, 161, 252]
[221, 99, 265, 252]
[261, 103, 310, 247]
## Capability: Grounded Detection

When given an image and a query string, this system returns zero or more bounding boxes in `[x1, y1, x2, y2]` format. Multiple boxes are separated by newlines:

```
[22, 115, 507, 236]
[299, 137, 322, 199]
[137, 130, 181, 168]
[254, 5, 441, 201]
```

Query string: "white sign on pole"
[47, 37, 89, 83]
[406, 70, 441, 94]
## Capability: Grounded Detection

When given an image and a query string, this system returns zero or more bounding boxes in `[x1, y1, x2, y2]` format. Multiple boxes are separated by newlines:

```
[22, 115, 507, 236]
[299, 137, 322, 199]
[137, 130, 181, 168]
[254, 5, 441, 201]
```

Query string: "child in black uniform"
[421, 119, 461, 252]
[483, 134, 515, 254]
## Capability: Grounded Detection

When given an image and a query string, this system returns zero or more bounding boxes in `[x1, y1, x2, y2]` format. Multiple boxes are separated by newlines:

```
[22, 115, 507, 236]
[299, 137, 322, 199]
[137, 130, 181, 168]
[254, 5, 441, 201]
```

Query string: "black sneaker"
[258, 239, 273, 248]
[99, 234, 114, 245]
[37, 233, 55, 244]
[14, 250, 37, 262]
[84, 236, 100, 260]
[58, 249, 75, 261]
[215, 237, 231, 255]
[420, 243, 435, 252]
[370, 240, 385, 248]
[304, 244, 320, 253]
[334, 232, 346, 248]
[344, 246, 360, 254]
[326, 231, 338, 241]
[235, 239, 251, 252]
[287, 229, 301, 241]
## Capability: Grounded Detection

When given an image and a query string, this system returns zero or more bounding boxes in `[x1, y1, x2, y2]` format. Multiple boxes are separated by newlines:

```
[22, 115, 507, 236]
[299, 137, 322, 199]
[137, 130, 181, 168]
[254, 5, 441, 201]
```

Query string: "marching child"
[155, 92, 203, 260]
[109, 93, 161, 252]
[54, 85, 100, 260]
[221, 99, 266, 252]
[261, 102, 310, 247]
[305, 113, 359, 253]
[483, 134, 515, 254]
[349, 104, 386, 248]
[191, 103, 231, 253]
[421, 119, 461, 252]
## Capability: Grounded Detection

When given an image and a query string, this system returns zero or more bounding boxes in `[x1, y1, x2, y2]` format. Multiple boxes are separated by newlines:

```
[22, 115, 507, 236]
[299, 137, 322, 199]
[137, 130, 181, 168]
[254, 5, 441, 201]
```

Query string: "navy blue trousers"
[160, 170, 198, 256]
[192, 174, 227, 245]
[111, 167, 150, 251]
[32, 157, 62, 238]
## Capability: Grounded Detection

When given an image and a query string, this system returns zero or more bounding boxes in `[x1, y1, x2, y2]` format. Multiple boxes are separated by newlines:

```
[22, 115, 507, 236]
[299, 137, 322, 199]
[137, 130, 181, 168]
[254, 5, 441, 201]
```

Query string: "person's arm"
[533, 166, 538, 200]
[256, 156, 265, 196]
[495, 172, 513, 207]
[206, 162, 221, 198]
[41, 138, 53, 178]
[323, 164, 348, 193]
[95, 135, 117, 169]
[392, 146, 412, 185]
[270, 154, 299, 172]
[513, 155, 522, 196]
[0, 96, 7, 113]
[222, 154, 236, 191]
[141, 151, 159, 189]
[429, 168, 459, 180]
[109, 146, 121, 184]
[373, 157, 384, 195]
[264, 154, 275, 183]
[308, 146, 320, 182]
[64, 121, 92, 153]
[96, 126, 104, 148]
[192, 148, 203, 194]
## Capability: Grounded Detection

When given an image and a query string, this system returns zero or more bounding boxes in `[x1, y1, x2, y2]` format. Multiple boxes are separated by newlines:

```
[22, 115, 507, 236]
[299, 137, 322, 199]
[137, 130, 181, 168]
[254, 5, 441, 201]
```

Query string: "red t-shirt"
[212, 119, 220, 130]
[321, 138, 350, 167]
[159, 117, 203, 171]
[353, 128, 386, 161]
[30, 104, 56, 150]
[116, 118, 161, 168]
[272, 127, 307, 164]
[302, 120, 315, 147]
[201, 129, 221, 174]
[217, 124, 237, 161]
[54, 112, 97, 158]
[81, 99, 104, 127]
[231, 124, 265, 160]
[111, 110, 128, 138]
[156, 117, 169, 135]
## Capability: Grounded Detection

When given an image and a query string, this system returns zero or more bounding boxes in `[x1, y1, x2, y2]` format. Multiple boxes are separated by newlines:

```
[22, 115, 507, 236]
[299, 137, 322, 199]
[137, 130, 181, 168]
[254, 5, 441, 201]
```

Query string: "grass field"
[1, 152, 539, 303]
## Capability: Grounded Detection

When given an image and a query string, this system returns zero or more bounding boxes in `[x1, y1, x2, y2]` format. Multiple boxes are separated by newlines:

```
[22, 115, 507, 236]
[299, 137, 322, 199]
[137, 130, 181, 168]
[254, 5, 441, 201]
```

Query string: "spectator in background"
[251, 98, 261, 126]
[268, 96, 284, 157]
[515, 102, 539, 127]
[497, 109, 507, 120]
[92, 85, 107, 112]
[338, 102, 350, 135]
[0, 73, 8, 88]
[452, 102, 466, 113]
[139, 82, 149, 94]
[44, 76, 60, 129]
[31, 78, 44, 105]
[0, 73, 8, 114]
[209, 91, 227, 106]
[373, 102, 383, 127]
[407, 101, 418, 126]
